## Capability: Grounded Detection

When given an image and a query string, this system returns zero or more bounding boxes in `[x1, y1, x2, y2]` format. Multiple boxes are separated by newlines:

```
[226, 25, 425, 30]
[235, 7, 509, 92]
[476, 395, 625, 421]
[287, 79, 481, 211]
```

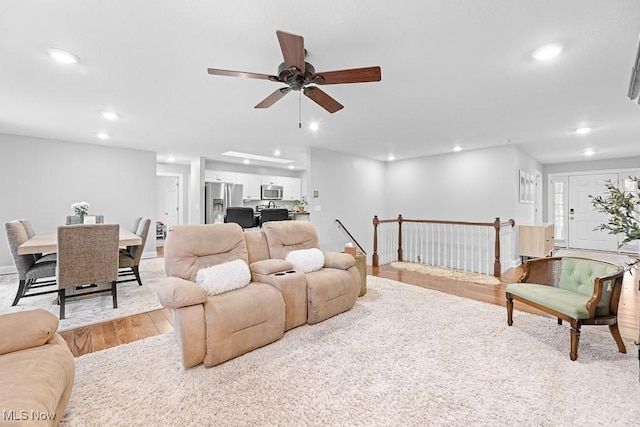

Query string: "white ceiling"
[1, 0, 639, 170]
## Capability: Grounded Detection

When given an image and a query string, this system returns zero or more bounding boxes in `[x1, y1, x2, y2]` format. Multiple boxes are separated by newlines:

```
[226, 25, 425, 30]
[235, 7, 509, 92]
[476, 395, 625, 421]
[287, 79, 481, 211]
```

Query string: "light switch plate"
[313, 190, 319, 198]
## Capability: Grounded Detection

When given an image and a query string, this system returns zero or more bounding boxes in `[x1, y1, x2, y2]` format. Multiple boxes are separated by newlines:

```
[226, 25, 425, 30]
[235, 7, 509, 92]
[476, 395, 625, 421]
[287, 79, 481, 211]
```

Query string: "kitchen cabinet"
[261, 175, 283, 186]
[519, 223, 554, 258]
[282, 177, 301, 201]
[205, 170, 236, 183]
[236, 173, 261, 200]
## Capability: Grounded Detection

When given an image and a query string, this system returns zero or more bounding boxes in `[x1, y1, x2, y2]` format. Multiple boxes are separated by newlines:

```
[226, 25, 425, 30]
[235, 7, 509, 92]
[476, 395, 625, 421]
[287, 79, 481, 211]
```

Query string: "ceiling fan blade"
[313, 66, 382, 85]
[303, 87, 344, 113]
[207, 68, 278, 81]
[255, 87, 291, 109]
[276, 30, 305, 73]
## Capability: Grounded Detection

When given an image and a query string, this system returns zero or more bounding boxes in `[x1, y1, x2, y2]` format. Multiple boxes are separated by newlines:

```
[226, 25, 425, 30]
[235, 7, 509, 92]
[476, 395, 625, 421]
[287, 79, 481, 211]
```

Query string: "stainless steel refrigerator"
[205, 182, 244, 224]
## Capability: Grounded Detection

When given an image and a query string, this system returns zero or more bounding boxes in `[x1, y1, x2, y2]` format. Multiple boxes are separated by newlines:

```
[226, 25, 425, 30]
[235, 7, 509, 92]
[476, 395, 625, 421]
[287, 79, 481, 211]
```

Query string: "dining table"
[18, 228, 142, 255]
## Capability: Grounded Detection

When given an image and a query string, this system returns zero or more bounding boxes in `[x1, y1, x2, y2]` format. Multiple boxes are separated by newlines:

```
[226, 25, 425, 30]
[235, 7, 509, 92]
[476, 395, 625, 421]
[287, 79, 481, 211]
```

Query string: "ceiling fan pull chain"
[298, 90, 302, 129]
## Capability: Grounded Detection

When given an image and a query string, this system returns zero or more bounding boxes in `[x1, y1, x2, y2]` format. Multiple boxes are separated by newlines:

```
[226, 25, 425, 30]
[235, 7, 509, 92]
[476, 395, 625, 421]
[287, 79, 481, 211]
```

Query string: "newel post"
[493, 217, 501, 277]
[372, 215, 379, 267]
[397, 214, 404, 262]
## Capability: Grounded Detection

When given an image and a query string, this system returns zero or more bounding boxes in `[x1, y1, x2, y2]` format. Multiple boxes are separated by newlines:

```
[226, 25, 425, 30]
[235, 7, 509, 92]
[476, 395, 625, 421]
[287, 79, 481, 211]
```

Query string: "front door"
[568, 173, 618, 251]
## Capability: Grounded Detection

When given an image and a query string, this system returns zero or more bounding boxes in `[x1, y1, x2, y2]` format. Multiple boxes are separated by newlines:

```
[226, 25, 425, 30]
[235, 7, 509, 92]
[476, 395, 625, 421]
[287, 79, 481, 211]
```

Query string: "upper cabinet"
[282, 177, 301, 201]
[205, 169, 301, 201]
[261, 175, 283, 186]
[205, 170, 236, 183]
[236, 173, 261, 201]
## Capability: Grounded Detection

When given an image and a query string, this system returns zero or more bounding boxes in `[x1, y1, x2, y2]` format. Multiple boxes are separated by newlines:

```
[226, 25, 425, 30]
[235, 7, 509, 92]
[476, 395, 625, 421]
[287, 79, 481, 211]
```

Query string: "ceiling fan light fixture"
[308, 122, 319, 131]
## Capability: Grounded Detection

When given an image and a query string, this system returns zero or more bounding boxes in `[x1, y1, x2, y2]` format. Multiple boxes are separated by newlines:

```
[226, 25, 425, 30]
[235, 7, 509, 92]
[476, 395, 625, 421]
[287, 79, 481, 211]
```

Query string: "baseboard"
[142, 251, 159, 259]
[0, 265, 16, 275]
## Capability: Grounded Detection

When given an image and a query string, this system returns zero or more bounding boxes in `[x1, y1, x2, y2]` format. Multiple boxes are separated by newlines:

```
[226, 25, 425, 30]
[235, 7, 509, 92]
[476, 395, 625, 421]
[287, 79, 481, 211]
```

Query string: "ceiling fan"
[207, 30, 381, 114]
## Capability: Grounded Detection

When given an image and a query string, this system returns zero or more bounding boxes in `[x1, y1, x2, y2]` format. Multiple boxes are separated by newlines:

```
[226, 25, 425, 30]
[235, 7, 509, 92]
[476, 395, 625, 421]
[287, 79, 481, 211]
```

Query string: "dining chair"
[57, 224, 119, 319]
[4, 220, 58, 306]
[260, 208, 291, 226]
[225, 207, 256, 228]
[118, 218, 151, 286]
[65, 215, 104, 225]
[18, 219, 57, 263]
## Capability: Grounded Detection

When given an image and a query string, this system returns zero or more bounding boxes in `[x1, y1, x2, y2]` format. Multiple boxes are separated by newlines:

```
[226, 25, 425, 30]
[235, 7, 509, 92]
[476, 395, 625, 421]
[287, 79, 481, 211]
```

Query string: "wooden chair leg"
[557, 318, 562, 325]
[569, 323, 581, 361]
[608, 322, 627, 354]
[11, 279, 28, 306]
[506, 294, 514, 326]
[111, 281, 118, 309]
[58, 289, 66, 320]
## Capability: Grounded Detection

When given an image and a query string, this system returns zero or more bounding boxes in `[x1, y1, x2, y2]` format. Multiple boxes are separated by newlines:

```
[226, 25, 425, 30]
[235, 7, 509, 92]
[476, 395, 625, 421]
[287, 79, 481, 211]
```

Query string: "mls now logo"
[3, 410, 56, 421]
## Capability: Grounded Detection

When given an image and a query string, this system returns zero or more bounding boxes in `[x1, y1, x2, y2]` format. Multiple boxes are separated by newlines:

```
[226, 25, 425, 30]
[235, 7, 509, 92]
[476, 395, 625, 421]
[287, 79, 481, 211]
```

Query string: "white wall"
[307, 147, 387, 259]
[386, 145, 521, 221]
[385, 145, 541, 266]
[0, 133, 157, 272]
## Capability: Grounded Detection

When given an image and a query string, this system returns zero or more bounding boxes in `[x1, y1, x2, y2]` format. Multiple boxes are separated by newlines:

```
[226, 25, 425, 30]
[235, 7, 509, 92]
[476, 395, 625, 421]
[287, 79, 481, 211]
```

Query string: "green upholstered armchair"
[506, 256, 625, 361]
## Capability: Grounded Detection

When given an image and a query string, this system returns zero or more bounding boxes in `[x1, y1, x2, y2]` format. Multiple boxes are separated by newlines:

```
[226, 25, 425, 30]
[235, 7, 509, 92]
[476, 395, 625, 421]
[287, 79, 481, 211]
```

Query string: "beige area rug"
[60, 276, 639, 426]
[390, 261, 501, 285]
[0, 257, 165, 331]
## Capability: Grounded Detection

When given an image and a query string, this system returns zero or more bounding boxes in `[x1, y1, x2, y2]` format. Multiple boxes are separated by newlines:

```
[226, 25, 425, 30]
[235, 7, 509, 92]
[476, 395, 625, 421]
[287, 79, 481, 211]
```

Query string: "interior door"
[568, 173, 618, 251]
[163, 177, 179, 229]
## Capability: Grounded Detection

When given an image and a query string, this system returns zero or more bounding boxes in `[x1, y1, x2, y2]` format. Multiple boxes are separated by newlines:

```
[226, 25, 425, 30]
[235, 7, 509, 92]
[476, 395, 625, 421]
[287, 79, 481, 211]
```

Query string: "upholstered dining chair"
[65, 215, 104, 225]
[18, 219, 57, 263]
[4, 220, 58, 306]
[259, 208, 290, 226]
[225, 207, 256, 229]
[118, 218, 151, 286]
[57, 224, 119, 319]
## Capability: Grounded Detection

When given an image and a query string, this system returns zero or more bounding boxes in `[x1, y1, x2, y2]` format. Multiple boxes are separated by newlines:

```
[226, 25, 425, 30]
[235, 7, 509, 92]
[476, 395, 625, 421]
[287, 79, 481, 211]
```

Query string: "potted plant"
[590, 177, 640, 270]
[293, 199, 307, 212]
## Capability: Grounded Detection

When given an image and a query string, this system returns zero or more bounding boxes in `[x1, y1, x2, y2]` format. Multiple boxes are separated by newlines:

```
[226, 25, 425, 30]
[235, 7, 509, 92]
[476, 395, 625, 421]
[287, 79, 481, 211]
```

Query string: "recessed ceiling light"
[575, 127, 591, 135]
[273, 150, 281, 156]
[309, 122, 319, 131]
[102, 111, 118, 120]
[532, 44, 562, 61]
[452, 145, 463, 152]
[96, 132, 109, 140]
[167, 156, 175, 163]
[221, 151, 293, 164]
[288, 164, 295, 169]
[47, 48, 79, 64]
[387, 155, 395, 161]
[583, 149, 595, 156]
[243, 159, 250, 164]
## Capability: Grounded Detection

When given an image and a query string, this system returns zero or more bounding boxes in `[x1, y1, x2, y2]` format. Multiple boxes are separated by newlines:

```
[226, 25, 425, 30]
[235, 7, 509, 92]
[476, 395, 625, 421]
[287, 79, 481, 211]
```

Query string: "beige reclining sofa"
[158, 221, 361, 368]
[245, 221, 360, 326]
[157, 223, 286, 368]
[0, 309, 75, 427]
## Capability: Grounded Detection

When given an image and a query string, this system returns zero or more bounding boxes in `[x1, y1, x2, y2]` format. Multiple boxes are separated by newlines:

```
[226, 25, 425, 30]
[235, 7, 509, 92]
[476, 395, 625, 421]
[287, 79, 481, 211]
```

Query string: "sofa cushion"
[286, 248, 324, 273]
[164, 223, 249, 282]
[262, 221, 319, 259]
[507, 283, 596, 319]
[0, 309, 58, 356]
[196, 259, 251, 296]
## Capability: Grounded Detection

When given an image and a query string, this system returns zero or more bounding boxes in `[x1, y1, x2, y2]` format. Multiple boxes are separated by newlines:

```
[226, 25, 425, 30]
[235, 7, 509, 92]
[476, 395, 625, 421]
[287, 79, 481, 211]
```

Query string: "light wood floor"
[60, 254, 640, 357]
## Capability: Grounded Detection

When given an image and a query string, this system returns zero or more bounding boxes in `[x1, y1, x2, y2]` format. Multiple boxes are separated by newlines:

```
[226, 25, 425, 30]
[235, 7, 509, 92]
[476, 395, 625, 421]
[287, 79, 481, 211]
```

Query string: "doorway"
[567, 173, 618, 251]
[549, 169, 640, 253]
[156, 175, 182, 246]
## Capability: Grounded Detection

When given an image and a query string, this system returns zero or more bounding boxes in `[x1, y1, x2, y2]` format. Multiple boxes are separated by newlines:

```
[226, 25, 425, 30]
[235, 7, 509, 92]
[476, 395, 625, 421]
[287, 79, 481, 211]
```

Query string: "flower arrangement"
[71, 201, 90, 223]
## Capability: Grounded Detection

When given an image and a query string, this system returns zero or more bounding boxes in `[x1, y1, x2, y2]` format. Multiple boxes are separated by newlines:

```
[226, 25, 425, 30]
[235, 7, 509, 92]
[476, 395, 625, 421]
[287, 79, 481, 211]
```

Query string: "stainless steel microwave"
[261, 185, 283, 200]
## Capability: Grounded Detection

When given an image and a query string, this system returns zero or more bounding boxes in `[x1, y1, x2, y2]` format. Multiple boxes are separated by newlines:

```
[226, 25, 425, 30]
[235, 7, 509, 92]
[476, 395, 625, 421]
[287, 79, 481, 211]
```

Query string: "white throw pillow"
[285, 248, 325, 273]
[196, 259, 251, 296]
